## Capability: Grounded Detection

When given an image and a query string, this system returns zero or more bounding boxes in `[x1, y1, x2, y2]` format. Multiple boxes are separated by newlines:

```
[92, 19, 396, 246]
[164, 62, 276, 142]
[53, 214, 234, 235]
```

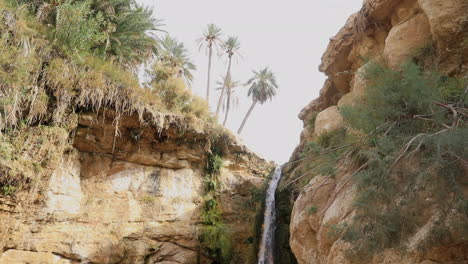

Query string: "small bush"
[146, 63, 213, 120]
[0, 126, 70, 195]
[54, 0, 104, 54]
[206, 154, 223, 176]
[308, 205, 318, 215]
[1, 185, 16, 196]
[142, 195, 155, 204]
[316, 128, 347, 149]
[200, 223, 233, 263]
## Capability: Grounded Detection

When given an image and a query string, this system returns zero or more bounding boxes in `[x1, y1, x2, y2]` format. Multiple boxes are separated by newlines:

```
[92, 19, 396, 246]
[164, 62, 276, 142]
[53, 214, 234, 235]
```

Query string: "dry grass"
[0, 2, 227, 199]
[0, 3, 213, 133]
[0, 126, 70, 196]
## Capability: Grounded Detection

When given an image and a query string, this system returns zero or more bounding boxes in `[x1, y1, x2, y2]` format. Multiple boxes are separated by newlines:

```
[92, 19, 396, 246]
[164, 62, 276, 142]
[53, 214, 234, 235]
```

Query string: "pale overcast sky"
[138, 0, 363, 163]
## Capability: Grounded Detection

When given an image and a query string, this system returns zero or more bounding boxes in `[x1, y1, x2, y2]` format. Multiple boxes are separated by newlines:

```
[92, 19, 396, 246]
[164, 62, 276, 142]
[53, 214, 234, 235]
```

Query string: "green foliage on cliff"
[8, 0, 161, 68]
[145, 62, 212, 120]
[0, 126, 70, 195]
[337, 61, 468, 261]
[199, 148, 233, 263]
[287, 59, 467, 262]
[0, 0, 210, 132]
[0, 0, 216, 197]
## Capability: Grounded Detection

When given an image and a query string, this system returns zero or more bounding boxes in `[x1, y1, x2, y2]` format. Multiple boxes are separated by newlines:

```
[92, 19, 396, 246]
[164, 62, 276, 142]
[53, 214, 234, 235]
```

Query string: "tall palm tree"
[158, 34, 196, 85]
[216, 75, 240, 126]
[197, 24, 223, 104]
[215, 36, 240, 117]
[237, 67, 278, 134]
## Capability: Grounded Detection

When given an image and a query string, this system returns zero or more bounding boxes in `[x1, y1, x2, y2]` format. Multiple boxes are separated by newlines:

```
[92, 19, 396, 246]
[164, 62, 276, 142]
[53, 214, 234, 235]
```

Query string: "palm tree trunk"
[215, 57, 232, 116]
[222, 82, 232, 126]
[206, 47, 213, 103]
[237, 100, 257, 134]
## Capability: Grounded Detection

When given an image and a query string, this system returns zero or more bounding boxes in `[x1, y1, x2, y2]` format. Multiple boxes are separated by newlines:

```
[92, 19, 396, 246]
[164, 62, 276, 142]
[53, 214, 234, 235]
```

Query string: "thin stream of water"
[257, 166, 283, 264]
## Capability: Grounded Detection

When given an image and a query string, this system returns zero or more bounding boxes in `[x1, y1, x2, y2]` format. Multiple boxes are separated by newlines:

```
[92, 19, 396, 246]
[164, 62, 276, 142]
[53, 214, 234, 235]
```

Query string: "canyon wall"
[283, 0, 468, 263]
[0, 111, 273, 264]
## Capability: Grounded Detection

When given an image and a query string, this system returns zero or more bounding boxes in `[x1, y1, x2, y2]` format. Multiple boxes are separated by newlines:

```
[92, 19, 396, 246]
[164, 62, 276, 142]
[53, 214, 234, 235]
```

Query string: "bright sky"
[138, 0, 363, 163]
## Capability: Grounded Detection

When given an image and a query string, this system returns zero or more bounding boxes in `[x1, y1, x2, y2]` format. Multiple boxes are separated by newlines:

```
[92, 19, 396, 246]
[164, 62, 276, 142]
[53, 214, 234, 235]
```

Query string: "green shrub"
[200, 223, 233, 263]
[335, 61, 468, 261]
[54, 0, 104, 54]
[142, 195, 155, 204]
[308, 205, 318, 215]
[341, 62, 441, 134]
[146, 63, 213, 120]
[316, 128, 347, 149]
[206, 154, 223, 176]
[1, 185, 16, 196]
[199, 148, 233, 263]
[0, 126, 70, 194]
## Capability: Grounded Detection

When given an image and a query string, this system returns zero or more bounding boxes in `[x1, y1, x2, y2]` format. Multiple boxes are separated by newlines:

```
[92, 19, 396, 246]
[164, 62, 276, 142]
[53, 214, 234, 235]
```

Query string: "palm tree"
[25, 0, 163, 69]
[197, 24, 223, 104]
[96, 3, 164, 69]
[158, 35, 196, 85]
[215, 75, 240, 126]
[215, 36, 241, 117]
[237, 67, 278, 134]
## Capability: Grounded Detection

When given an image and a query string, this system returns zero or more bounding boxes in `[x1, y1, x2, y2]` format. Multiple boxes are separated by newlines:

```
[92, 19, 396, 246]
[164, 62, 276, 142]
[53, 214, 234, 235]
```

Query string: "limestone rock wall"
[0, 112, 273, 264]
[285, 0, 468, 263]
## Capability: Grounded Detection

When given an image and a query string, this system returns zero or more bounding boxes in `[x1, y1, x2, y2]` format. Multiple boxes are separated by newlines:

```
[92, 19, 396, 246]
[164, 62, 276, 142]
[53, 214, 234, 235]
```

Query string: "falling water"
[257, 166, 283, 264]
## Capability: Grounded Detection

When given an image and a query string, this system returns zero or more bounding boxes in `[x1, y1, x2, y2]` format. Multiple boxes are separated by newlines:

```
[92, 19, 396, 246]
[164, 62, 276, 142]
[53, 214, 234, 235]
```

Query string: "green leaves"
[245, 67, 278, 104]
[200, 150, 233, 263]
[206, 153, 223, 176]
[99, 4, 162, 68]
[198, 23, 224, 53]
[336, 61, 468, 261]
[20, 0, 162, 68]
[54, 0, 104, 53]
[158, 34, 197, 84]
[222, 36, 241, 58]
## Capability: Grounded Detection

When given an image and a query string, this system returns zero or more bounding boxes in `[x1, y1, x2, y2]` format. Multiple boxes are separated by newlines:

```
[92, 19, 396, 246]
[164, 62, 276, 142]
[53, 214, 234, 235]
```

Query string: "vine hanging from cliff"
[199, 146, 233, 263]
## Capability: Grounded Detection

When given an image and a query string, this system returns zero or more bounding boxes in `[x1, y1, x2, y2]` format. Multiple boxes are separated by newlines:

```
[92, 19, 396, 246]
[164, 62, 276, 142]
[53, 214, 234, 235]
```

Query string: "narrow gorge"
[1, 0, 467, 263]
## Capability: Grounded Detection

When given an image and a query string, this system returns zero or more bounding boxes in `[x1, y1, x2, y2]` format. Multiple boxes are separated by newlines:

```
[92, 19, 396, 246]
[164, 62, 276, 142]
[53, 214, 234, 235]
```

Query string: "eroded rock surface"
[285, 0, 468, 263]
[0, 112, 273, 264]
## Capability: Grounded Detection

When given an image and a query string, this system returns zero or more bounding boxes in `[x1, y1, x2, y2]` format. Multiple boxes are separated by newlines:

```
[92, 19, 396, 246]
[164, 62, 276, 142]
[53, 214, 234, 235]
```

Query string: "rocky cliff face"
[0, 111, 273, 264]
[283, 0, 468, 263]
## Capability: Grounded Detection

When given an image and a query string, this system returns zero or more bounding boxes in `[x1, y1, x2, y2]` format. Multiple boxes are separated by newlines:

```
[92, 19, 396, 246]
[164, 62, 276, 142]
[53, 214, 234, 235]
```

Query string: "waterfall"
[257, 166, 283, 264]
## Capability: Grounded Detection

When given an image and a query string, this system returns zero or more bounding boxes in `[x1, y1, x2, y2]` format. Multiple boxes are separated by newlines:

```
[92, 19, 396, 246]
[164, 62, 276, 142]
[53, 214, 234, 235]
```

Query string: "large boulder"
[314, 106, 344, 137]
[384, 13, 432, 67]
[418, 0, 468, 50]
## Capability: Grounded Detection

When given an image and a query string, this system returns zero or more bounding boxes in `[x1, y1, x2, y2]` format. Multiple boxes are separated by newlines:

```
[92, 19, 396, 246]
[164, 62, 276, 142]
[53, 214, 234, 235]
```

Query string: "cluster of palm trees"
[198, 24, 279, 134]
[19, 0, 278, 134]
[19, 0, 163, 69]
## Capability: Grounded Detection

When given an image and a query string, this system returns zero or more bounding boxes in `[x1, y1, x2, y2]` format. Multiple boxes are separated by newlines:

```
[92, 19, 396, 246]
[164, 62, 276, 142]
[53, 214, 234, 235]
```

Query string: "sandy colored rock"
[418, 0, 468, 49]
[45, 154, 83, 215]
[287, 0, 468, 263]
[337, 91, 361, 108]
[314, 106, 344, 137]
[0, 250, 74, 264]
[384, 13, 432, 67]
[390, 0, 421, 26]
[0, 111, 273, 264]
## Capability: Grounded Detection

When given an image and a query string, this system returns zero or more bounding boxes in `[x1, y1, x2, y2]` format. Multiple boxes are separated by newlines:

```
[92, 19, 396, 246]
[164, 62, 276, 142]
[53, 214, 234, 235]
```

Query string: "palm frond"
[158, 34, 197, 85]
[197, 23, 224, 54]
[244, 67, 279, 104]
